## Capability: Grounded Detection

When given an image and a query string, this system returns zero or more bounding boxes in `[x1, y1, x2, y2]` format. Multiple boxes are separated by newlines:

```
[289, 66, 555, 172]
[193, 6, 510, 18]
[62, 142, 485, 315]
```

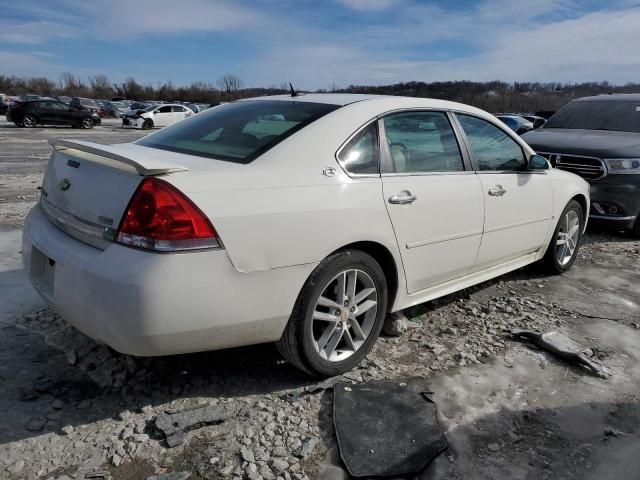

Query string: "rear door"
[172, 105, 190, 121]
[454, 113, 552, 269]
[379, 111, 485, 293]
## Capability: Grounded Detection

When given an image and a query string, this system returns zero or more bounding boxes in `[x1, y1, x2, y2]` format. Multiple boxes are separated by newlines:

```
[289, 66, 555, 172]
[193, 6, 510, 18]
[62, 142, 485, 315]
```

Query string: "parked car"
[122, 103, 193, 129]
[6, 99, 101, 128]
[523, 94, 640, 236]
[97, 100, 120, 117]
[70, 97, 102, 116]
[496, 114, 534, 135]
[22, 94, 588, 376]
[520, 114, 547, 129]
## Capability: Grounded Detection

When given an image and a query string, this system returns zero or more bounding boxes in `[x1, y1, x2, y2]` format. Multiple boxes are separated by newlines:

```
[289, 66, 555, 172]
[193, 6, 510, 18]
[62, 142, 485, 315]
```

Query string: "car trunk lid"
[41, 139, 193, 249]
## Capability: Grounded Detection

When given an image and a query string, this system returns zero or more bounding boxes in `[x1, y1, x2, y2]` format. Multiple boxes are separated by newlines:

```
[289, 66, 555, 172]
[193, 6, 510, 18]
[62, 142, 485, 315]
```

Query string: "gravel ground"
[1, 119, 639, 480]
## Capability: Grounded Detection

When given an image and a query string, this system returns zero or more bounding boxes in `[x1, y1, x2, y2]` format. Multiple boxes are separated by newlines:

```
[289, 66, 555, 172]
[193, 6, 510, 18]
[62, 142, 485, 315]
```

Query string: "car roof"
[240, 93, 491, 115]
[577, 93, 640, 102]
[241, 93, 384, 106]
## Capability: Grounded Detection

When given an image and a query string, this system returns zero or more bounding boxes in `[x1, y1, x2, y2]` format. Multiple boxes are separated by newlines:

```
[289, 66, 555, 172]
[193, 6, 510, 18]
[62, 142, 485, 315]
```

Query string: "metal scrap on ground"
[512, 330, 611, 378]
[154, 405, 227, 448]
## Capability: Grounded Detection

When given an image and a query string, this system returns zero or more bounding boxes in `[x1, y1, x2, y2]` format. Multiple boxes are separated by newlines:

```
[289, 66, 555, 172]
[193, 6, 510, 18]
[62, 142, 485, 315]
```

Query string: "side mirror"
[528, 154, 548, 171]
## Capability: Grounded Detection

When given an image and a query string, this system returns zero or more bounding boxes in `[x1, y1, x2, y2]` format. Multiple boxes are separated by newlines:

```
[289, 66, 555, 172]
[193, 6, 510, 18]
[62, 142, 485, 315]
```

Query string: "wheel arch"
[331, 240, 400, 312]
[571, 193, 588, 228]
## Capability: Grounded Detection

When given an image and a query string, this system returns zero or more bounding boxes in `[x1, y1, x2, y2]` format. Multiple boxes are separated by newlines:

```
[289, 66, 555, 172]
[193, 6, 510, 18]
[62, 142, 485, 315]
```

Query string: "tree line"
[1, 73, 638, 112]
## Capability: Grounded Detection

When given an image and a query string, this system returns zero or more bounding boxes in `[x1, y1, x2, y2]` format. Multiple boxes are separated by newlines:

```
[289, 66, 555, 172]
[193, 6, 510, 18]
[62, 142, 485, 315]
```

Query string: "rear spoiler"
[50, 139, 189, 176]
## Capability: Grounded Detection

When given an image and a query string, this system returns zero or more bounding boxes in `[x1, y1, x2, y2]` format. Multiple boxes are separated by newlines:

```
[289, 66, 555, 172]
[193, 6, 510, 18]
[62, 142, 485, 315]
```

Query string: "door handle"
[389, 192, 417, 205]
[488, 185, 507, 197]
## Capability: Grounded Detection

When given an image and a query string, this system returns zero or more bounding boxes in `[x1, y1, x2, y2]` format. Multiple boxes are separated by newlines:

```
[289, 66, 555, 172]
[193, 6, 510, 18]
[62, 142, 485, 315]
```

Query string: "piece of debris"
[512, 330, 610, 378]
[383, 311, 421, 336]
[154, 405, 227, 448]
[604, 427, 629, 437]
[146, 472, 192, 480]
[333, 378, 447, 477]
[84, 469, 111, 478]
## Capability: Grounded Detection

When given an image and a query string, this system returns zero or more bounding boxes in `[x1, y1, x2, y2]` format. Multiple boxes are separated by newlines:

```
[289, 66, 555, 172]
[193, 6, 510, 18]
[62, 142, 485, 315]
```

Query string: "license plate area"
[30, 245, 55, 297]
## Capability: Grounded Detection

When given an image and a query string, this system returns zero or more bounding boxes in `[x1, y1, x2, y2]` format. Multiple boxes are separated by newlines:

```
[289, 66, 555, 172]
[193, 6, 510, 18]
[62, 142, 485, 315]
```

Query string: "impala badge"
[59, 178, 71, 191]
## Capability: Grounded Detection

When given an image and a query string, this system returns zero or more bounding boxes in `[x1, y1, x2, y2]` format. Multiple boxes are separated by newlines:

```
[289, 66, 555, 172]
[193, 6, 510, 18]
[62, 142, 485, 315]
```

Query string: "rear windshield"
[545, 99, 640, 133]
[138, 100, 340, 163]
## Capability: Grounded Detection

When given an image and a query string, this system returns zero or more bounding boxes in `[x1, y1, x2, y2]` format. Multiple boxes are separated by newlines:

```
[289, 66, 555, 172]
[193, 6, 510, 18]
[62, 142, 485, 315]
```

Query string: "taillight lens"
[116, 177, 221, 252]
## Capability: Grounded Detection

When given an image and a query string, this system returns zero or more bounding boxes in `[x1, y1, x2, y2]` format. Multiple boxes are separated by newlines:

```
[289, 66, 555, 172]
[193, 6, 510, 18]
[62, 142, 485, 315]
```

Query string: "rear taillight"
[116, 177, 221, 252]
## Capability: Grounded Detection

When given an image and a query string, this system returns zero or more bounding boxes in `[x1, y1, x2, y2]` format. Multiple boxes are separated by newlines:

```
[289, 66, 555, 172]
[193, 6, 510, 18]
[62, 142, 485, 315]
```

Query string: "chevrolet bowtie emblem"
[59, 178, 71, 191]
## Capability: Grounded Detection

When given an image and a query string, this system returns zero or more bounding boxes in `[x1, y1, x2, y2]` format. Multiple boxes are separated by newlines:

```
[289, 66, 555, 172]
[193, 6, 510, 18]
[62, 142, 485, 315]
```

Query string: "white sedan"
[22, 94, 589, 376]
[122, 103, 194, 129]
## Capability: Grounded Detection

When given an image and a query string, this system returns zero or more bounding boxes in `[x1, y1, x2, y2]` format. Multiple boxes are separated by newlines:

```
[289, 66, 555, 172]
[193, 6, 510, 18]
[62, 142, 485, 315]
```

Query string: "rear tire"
[22, 114, 37, 128]
[631, 219, 640, 239]
[277, 250, 388, 377]
[542, 200, 584, 274]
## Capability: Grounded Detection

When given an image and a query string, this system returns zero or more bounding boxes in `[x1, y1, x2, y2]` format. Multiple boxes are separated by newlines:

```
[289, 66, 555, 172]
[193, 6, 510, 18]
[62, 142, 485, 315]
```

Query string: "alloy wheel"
[22, 115, 36, 128]
[82, 118, 94, 129]
[311, 269, 378, 362]
[556, 210, 580, 266]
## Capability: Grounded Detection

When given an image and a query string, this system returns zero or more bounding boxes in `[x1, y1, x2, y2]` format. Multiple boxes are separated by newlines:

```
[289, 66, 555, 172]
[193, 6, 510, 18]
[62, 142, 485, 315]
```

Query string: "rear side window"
[338, 123, 379, 175]
[138, 100, 340, 164]
[382, 111, 464, 173]
[457, 114, 526, 171]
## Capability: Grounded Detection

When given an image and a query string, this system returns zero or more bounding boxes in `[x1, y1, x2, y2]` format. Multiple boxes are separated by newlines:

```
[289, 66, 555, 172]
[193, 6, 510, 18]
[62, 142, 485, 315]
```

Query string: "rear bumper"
[22, 204, 314, 356]
[588, 174, 640, 229]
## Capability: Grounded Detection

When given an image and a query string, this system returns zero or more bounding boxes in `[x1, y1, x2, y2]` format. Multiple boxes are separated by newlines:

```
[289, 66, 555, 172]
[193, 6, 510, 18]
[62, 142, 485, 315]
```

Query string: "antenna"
[289, 82, 298, 97]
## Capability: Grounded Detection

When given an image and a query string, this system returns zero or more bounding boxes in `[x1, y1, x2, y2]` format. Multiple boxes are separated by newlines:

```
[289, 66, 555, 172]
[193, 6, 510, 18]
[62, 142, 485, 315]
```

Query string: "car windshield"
[545, 99, 640, 133]
[138, 100, 340, 163]
[142, 105, 157, 112]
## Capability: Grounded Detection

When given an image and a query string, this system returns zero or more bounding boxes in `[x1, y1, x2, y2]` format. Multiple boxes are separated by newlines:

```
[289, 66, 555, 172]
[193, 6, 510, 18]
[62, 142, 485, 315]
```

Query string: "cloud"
[1, 0, 640, 88]
[64, 0, 262, 40]
[335, 0, 397, 11]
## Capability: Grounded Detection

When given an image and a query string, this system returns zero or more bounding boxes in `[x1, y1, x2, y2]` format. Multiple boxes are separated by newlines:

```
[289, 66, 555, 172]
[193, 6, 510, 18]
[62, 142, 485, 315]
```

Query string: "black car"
[6, 99, 101, 129]
[523, 94, 640, 236]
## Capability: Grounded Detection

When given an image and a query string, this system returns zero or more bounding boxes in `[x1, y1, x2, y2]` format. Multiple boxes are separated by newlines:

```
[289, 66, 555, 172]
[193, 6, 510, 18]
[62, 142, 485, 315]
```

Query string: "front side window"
[457, 114, 526, 171]
[338, 123, 379, 175]
[382, 111, 464, 173]
[138, 100, 340, 164]
[157, 106, 172, 113]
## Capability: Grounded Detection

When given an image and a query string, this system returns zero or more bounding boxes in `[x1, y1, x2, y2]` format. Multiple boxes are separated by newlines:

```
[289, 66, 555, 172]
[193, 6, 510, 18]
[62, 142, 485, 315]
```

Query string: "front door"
[455, 114, 552, 269]
[381, 111, 485, 293]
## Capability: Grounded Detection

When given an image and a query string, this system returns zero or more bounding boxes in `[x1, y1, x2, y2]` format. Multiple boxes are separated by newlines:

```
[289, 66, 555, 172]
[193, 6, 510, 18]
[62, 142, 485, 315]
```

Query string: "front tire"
[543, 200, 584, 273]
[142, 119, 153, 130]
[277, 250, 388, 377]
[81, 117, 94, 129]
[22, 114, 37, 128]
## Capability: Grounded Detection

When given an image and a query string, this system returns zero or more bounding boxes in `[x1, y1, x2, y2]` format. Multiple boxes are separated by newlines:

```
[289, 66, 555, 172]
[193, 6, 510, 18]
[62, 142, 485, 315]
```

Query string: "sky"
[1, 0, 640, 90]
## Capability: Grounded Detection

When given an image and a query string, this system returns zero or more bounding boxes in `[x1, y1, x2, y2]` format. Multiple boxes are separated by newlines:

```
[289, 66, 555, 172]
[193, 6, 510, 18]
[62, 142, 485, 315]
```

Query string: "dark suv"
[523, 94, 640, 236]
[6, 99, 101, 129]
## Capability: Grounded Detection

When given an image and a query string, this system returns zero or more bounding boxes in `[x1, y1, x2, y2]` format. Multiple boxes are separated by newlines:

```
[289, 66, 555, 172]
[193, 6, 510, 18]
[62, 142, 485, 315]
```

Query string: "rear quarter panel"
[164, 103, 404, 274]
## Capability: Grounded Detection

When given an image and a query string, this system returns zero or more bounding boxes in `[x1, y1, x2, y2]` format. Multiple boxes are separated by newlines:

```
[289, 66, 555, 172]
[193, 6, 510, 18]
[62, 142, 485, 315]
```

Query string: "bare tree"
[60, 72, 86, 96]
[217, 74, 243, 95]
[88, 74, 113, 99]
